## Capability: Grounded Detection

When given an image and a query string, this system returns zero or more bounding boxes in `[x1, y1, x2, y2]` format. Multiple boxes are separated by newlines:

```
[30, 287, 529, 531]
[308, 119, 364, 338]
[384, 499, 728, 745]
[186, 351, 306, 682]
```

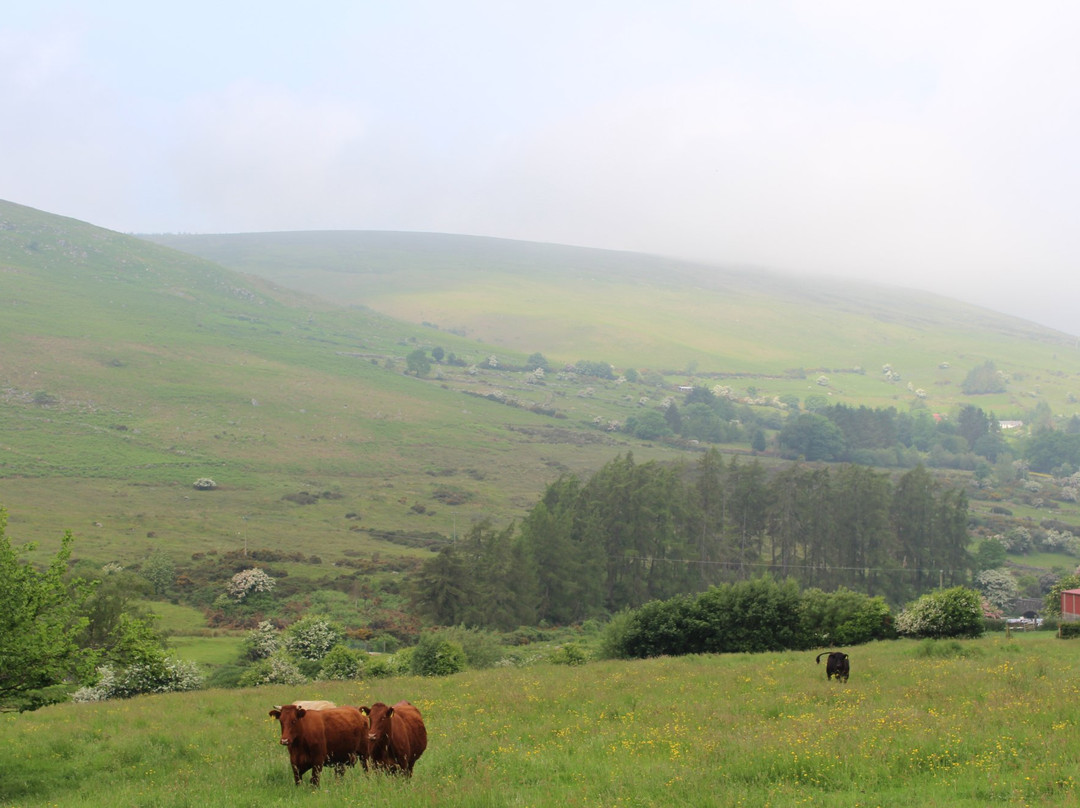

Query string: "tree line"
[411, 451, 971, 629]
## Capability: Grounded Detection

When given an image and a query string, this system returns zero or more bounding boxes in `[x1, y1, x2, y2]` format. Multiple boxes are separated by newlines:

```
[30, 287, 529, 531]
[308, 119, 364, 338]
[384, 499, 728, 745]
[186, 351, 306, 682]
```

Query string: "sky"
[3, 1, 1079, 335]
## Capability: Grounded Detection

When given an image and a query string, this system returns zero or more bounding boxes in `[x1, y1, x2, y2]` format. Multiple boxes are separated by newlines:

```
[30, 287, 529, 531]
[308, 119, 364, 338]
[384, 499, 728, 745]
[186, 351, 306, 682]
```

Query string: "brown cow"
[361, 701, 427, 776]
[268, 704, 369, 785]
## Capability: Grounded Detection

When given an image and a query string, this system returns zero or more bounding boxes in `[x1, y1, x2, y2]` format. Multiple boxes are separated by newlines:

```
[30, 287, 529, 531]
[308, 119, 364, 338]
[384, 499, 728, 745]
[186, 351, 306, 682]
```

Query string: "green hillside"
[147, 230, 1080, 417]
[6, 198, 1080, 570]
[0, 201, 687, 565]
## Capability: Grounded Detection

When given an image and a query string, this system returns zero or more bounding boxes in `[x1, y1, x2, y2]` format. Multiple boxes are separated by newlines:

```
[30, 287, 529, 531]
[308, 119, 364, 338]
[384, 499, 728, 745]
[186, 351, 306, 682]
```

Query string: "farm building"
[1061, 589, 1080, 621]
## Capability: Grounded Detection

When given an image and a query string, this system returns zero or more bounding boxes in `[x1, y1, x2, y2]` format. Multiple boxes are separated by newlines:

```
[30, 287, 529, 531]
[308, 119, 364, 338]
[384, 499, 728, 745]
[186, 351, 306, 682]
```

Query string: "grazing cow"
[287, 700, 337, 711]
[816, 651, 850, 682]
[268, 704, 369, 785]
[361, 701, 427, 776]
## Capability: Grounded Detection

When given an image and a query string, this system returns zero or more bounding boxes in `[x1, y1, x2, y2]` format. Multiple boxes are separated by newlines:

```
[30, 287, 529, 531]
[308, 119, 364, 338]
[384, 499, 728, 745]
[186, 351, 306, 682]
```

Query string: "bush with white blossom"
[73, 658, 204, 702]
[243, 620, 280, 661]
[895, 587, 984, 639]
[283, 615, 345, 661]
[237, 652, 307, 687]
[227, 568, 276, 601]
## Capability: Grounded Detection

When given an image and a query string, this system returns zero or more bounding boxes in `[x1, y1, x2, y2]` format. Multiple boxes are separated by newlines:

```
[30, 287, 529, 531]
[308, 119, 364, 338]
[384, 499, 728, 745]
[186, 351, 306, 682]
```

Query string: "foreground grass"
[2, 633, 1078, 807]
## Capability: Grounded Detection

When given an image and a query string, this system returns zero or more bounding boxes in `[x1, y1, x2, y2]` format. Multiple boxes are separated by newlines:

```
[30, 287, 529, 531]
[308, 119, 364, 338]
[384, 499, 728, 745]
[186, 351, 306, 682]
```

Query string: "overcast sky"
[3, 2, 1079, 334]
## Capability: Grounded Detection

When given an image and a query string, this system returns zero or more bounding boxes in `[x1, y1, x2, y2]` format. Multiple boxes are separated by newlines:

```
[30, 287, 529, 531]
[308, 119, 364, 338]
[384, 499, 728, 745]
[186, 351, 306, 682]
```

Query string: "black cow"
[816, 651, 849, 682]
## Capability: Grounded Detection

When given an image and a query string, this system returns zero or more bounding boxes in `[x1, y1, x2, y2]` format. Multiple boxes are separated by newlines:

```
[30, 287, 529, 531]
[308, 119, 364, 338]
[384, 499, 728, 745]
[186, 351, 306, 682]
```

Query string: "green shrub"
[438, 626, 504, 669]
[319, 644, 364, 680]
[410, 632, 466, 676]
[597, 610, 635, 659]
[1060, 623, 1080, 639]
[549, 643, 588, 666]
[365, 657, 394, 677]
[799, 587, 895, 647]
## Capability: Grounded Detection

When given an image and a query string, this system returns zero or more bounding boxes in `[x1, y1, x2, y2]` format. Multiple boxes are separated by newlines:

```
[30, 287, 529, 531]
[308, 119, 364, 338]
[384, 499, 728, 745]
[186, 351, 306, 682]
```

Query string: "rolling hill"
[4, 197, 1080, 573]
[145, 229, 1080, 416]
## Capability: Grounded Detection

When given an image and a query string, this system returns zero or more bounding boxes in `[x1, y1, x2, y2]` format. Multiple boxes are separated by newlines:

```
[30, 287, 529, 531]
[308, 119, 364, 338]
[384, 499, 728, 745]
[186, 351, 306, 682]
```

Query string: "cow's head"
[269, 704, 307, 746]
[362, 702, 393, 750]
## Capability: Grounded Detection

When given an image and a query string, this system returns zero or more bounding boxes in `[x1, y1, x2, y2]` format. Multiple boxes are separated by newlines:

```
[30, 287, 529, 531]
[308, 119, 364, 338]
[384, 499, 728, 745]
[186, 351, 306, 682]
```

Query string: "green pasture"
[3, 633, 1078, 807]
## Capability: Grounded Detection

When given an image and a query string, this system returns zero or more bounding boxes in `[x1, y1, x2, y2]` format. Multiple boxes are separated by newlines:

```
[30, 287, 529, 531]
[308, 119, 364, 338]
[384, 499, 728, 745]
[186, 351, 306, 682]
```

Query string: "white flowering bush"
[227, 568, 276, 601]
[192, 478, 218, 490]
[237, 652, 307, 687]
[1042, 529, 1080, 555]
[283, 615, 344, 661]
[73, 658, 204, 702]
[243, 620, 280, 661]
[975, 569, 1019, 611]
[895, 587, 984, 639]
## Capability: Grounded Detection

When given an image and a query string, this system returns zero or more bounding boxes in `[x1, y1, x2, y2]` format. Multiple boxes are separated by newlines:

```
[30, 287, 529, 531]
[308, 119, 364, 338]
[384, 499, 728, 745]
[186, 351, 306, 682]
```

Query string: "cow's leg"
[310, 763, 322, 787]
[292, 763, 303, 785]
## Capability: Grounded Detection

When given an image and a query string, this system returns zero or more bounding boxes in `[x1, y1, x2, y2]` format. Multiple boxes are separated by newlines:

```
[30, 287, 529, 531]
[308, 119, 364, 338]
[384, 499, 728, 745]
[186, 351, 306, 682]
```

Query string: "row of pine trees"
[411, 451, 970, 630]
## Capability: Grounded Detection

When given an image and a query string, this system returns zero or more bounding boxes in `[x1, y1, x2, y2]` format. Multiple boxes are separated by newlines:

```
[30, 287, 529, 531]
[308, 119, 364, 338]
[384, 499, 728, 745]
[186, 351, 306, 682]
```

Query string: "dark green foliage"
[974, 538, 1007, 572]
[1043, 573, 1080, 617]
[799, 587, 895, 646]
[575, 360, 615, 379]
[319, 644, 364, 680]
[625, 409, 672, 440]
[411, 519, 536, 630]
[962, 360, 1007, 394]
[406, 348, 432, 377]
[414, 451, 976, 632]
[1059, 623, 1080, 639]
[1024, 429, 1080, 473]
[614, 577, 812, 658]
[411, 631, 466, 676]
[778, 413, 846, 461]
[525, 352, 549, 371]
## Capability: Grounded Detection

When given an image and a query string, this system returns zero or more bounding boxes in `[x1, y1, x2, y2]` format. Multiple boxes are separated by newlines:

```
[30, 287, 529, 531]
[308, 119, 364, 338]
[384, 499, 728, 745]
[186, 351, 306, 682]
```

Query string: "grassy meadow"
[2, 633, 1079, 807]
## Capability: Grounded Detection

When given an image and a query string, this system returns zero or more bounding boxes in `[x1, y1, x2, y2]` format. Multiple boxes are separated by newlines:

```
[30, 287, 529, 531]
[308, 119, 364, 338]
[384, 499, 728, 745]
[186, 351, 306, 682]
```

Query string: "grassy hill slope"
[0, 201, 686, 565]
[147, 230, 1080, 417]
[7, 199, 1080, 576]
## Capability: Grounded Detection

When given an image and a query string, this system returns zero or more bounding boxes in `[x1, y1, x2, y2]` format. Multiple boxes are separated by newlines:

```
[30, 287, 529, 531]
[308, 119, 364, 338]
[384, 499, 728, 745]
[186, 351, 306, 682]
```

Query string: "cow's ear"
[295, 707, 306, 717]
[386, 706, 394, 717]
[269, 709, 281, 718]
[360, 706, 369, 715]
